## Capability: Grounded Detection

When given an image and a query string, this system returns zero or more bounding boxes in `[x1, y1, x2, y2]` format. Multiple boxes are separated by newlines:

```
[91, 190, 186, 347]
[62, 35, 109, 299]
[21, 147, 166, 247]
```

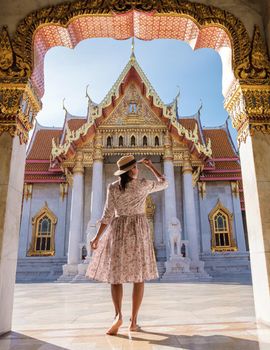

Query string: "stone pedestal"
[0, 134, 26, 335]
[162, 256, 211, 281]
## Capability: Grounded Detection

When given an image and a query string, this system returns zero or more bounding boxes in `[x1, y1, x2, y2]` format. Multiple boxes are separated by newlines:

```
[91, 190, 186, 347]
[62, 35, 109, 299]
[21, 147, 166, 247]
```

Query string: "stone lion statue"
[168, 217, 182, 258]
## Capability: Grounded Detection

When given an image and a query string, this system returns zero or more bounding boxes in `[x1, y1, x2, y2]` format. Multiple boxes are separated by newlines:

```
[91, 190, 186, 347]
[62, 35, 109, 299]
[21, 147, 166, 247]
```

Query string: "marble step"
[156, 261, 166, 278]
[161, 272, 212, 282]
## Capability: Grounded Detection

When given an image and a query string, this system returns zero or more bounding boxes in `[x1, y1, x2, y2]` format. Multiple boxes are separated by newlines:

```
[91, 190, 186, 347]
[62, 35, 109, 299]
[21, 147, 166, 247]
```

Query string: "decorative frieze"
[224, 26, 270, 144]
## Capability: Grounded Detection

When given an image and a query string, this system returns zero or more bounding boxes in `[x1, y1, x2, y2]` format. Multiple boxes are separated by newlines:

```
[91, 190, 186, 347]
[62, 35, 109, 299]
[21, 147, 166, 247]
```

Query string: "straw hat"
[114, 155, 137, 176]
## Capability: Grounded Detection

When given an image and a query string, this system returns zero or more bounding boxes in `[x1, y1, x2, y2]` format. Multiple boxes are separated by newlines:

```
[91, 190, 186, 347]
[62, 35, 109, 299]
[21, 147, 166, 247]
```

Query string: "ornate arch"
[2, 1, 269, 91]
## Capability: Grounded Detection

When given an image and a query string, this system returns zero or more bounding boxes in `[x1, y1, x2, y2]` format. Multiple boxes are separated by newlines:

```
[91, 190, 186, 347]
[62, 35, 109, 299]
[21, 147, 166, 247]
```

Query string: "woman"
[86, 155, 168, 335]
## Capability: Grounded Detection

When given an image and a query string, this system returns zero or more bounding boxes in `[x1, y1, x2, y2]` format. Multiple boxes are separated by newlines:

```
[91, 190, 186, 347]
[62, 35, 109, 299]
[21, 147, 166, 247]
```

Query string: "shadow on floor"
[0, 331, 68, 350]
[116, 329, 262, 349]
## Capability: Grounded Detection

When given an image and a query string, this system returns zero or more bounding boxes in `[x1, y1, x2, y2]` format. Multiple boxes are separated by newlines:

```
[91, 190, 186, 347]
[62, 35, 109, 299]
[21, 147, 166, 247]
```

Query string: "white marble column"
[85, 159, 103, 257]
[63, 154, 84, 275]
[163, 132, 179, 259]
[164, 159, 177, 220]
[182, 156, 201, 266]
[231, 183, 246, 252]
[85, 132, 104, 260]
[0, 134, 26, 335]
[239, 132, 270, 324]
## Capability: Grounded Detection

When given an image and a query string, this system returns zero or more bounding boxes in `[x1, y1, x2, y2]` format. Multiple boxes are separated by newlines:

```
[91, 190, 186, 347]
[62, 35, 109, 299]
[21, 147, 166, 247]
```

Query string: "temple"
[17, 52, 250, 282]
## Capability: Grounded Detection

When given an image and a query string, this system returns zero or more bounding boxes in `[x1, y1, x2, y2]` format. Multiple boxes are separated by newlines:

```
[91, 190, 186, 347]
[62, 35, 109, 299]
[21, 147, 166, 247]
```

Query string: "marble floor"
[1, 281, 270, 349]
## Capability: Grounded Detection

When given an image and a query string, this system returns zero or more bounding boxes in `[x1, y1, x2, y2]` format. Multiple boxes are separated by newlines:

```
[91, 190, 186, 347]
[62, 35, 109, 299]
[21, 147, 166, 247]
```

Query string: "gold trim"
[27, 202, 57, 256]
[208, 200, 237, 252]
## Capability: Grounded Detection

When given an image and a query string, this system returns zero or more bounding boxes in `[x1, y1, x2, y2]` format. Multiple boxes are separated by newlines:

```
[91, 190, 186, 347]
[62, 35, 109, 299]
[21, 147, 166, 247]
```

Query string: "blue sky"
[36, 38, 237, 143]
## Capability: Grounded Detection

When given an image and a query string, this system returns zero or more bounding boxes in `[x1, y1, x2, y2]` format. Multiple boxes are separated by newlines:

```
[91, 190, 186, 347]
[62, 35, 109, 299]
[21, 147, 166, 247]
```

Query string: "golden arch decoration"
[208, 200, 237, 252]
[2, 0, 270, 93]
[27, 202, 58, 256]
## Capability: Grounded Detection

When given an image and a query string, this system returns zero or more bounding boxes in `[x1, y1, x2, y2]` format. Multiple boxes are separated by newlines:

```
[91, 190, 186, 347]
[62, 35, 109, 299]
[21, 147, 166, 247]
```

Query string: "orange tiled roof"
[26, 127, 65, 182]
[203, 128, 236, 158]
[27, 129, 62, 160]
[25, 163, 50, 172]
[67, 119, 86, 131]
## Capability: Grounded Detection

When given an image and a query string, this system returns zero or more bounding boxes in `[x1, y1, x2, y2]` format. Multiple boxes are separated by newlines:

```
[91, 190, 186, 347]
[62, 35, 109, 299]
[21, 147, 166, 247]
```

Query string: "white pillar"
[91, 160, 104, 223]
[163, 159, 178, 260]
[0, 134, 26, 335]
[182, 157, 200, 264]
[86, 132, 104, 259]
[231, 184, 246, 252]
[66, 155, 84, 270]
[164, 159, 177, 222]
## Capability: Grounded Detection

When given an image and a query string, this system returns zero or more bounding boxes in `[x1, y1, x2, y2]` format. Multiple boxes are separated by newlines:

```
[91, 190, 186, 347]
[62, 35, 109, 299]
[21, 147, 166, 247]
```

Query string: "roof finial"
[175, 85, 180, 101]
[62, 98, 67, 113]
[85, 84, 91, 101]
[130, 37, 135, 61]
[198, 98, 203, 113]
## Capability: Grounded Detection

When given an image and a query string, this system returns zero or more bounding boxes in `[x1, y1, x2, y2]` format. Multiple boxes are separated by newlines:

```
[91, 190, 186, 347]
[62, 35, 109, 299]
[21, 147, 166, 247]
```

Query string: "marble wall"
[17, 163, 249, 281]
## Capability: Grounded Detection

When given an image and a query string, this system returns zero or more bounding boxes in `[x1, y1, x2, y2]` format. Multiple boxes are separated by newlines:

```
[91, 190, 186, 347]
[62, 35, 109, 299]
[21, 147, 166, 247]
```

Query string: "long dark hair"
[119, 171, 133, 192]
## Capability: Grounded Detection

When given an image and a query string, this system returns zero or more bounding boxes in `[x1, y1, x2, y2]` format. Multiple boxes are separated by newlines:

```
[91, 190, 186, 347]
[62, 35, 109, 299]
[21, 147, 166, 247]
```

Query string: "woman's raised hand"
[138, 158, 153, 168]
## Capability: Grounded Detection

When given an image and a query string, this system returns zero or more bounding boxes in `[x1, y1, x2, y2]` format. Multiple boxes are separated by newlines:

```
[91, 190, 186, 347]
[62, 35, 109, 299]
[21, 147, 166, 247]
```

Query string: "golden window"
[131, 135, 136, 146]
[208, 200, 237, 252]
[119, 135, 123, 146]
[27, 202, 57, 256]
[143, 135, 148, 146]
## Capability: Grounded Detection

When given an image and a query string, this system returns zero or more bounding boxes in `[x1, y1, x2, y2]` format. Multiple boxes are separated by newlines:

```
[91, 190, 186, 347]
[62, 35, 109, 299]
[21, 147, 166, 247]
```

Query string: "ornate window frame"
[208, 200, 237, 252]
[27, 202, 57, 256]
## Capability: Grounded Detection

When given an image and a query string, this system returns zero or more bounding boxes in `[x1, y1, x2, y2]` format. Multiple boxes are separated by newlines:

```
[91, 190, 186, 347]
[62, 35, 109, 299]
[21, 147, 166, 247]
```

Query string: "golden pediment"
[100, 84, 165, 127]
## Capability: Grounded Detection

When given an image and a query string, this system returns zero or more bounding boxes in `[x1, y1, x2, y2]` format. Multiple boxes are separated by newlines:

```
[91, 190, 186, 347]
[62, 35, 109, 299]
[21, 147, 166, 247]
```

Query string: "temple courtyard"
[1, 280, 270, 350]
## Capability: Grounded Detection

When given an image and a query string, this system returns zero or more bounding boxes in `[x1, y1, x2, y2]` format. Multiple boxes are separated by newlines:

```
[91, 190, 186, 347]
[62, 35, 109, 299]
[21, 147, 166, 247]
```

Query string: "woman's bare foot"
[106, 315, 123, 335]
[129, 318, 141, 332]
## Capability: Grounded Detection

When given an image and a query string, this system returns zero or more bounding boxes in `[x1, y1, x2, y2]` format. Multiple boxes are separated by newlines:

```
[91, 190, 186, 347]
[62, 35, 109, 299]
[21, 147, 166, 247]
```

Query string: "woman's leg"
[107, 283, 123, 335]
[129, 282, 144, 330]
[111, 283, 123, 318]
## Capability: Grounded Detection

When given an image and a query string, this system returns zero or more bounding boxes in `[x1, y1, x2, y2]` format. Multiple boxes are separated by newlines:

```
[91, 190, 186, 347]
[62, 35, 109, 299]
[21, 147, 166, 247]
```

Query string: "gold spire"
[130, 37, 135, 61]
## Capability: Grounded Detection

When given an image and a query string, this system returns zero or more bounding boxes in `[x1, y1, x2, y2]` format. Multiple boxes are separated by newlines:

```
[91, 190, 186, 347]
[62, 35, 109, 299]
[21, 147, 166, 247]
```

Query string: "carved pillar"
[224, 26, 270, 324]
[0, 26, 41, 335]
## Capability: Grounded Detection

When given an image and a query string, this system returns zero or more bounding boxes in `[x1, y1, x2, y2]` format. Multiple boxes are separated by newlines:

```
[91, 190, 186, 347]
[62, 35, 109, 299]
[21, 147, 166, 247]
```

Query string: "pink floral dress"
[85, 177, 168, 284]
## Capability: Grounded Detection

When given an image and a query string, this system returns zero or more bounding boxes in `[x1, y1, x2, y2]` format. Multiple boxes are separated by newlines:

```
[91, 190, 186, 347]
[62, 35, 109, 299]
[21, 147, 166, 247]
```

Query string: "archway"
[0, 0, 270, 335]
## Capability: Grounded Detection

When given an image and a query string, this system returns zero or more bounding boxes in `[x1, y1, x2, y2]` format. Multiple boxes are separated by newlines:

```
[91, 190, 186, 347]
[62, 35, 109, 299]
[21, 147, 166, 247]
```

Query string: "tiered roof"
[25, 54, 244, 209]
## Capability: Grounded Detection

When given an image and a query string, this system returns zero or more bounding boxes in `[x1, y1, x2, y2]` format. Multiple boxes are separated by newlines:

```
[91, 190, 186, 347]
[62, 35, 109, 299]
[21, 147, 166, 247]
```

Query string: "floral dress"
[85, 177, 168, 284]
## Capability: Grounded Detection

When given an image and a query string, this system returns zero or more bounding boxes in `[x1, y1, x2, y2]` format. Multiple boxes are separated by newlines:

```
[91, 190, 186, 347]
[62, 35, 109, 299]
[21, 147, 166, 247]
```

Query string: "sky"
[35, 37, 237, 144]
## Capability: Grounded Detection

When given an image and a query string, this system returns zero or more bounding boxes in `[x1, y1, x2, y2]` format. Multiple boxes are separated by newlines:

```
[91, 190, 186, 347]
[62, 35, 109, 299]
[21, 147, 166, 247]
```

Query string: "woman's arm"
[138, 158, 165, 181]
[90, 223, 107, 250]
[90, 183, 115, 250]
